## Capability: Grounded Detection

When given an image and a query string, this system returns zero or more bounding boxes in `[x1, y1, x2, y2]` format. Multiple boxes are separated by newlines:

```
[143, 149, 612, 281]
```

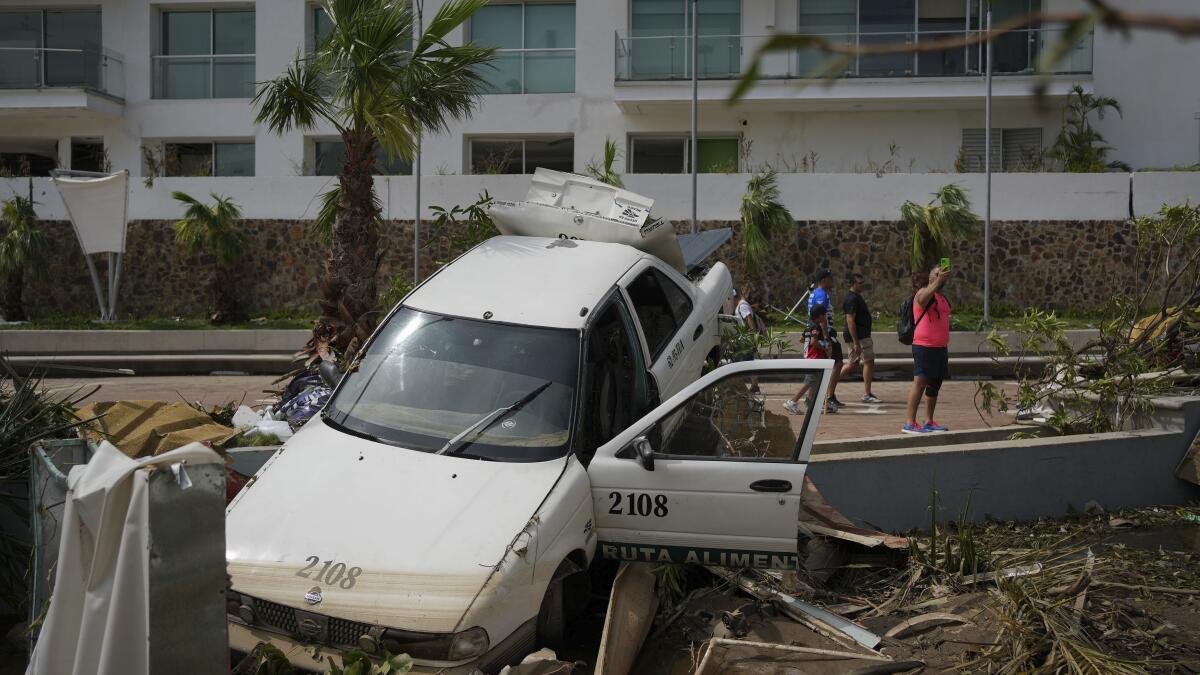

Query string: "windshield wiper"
[437, 381, 553, 456]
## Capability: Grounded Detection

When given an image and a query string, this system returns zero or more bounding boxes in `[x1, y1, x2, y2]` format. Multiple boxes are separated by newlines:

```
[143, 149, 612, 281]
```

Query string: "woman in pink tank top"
[903, 266, 952, 434]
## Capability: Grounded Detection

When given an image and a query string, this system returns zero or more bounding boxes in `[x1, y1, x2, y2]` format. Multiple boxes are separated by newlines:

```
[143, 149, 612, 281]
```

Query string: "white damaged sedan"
[225, 235, 832, 672]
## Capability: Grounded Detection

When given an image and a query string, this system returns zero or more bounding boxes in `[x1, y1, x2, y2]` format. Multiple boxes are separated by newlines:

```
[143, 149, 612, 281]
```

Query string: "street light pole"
[413, 0, 423, 286]
[690, 0, 698, 234]
[983, 6, 993, 324]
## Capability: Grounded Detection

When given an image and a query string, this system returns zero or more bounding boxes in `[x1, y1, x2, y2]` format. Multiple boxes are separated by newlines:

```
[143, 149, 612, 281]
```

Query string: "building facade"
[1, 0, 1198, 186]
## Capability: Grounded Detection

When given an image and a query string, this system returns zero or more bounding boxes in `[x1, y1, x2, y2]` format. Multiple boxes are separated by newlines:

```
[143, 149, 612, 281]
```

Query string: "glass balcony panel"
[0, 11, 42, 88]
[156, 58, 209, 99]
[629, 36, 686, 80]
[45, 10, 101, 88]
[992, 30, 1032, 73]
[524, 50, 574, 93]
[857, 33, 914, 76]
[212, 56, 255, 98]
[697, 35, 740, 78]
[916, 31, 968, 75]
[480, 52, 522, 94]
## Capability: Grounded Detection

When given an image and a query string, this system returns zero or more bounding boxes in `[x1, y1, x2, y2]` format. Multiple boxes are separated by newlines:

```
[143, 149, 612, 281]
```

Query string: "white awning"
[52, 171, 129, 254]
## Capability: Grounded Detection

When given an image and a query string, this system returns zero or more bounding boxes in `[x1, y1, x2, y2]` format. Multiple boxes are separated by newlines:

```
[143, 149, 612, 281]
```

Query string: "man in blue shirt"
[808, 270, 844, 409]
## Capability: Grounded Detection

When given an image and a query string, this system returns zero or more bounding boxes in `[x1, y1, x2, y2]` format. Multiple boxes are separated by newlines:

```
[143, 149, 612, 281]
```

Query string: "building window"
[960, 128, 1043, 171]
[469, 137, 573, 174]
[71, 138, 106, 172]
[470, 3, 575, 94]
[626, 0, 740, 79]
[0, 9, 102, 89]
[628, 135, 739, 174]
[154, 9, 255, 99]
[313, 6, 334, 48]
[162, 142, 255, 177]
[313, 140, 412, 176]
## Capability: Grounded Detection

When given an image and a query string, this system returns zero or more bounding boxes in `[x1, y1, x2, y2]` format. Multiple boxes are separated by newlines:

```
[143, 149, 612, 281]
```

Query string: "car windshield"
[324, 307, 579, 461]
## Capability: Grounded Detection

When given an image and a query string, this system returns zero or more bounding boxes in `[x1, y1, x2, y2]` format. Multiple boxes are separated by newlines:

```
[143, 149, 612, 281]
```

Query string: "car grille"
[328, 616, 373, 648]
[250, 597, 372, 649]
[254, 598, 299, 634]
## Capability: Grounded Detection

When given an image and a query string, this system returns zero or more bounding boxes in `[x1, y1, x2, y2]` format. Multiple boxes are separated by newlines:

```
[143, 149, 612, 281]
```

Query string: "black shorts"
[831, 340, 843, 363]
[912, 345, 948, 383]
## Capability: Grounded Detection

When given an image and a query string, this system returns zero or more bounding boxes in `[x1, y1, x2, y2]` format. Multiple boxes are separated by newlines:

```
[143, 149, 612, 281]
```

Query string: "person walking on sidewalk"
[785, 303, 837, 415]
[808, 270, 845, 409]
[902, 265, 952, 434]
[841, 273, 881, 404]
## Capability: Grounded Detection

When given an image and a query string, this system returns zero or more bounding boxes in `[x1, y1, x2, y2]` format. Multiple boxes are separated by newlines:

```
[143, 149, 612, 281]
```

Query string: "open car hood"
[226, 418, 567, 632]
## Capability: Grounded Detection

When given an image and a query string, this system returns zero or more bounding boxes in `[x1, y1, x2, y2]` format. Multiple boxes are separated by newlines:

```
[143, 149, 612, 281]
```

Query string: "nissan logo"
[298, 618, 322, 638]
[304, 587, 323, 605]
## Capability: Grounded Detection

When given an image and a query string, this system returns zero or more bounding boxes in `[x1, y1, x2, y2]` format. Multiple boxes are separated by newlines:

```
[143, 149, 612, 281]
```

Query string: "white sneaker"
[862, 394, 882, 404]
[783, 399, 801, 415]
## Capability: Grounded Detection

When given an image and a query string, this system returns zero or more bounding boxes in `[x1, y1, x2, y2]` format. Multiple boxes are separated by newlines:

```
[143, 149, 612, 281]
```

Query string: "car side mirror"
[318, 360, 343, 388]
[633, 436, 655, 472]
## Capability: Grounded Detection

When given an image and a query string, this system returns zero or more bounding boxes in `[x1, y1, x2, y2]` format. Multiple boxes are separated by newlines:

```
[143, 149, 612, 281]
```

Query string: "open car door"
[587, 359, 833, 569]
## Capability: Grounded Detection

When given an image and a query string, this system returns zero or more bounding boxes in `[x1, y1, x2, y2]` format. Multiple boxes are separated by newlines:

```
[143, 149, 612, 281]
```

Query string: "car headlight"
[447, 626, 490, 661]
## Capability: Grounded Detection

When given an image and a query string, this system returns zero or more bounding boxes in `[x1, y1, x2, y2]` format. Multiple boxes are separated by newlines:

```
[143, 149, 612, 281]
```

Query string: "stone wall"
[703, 219, 1140, 314]
[24, 218, 1137, 319]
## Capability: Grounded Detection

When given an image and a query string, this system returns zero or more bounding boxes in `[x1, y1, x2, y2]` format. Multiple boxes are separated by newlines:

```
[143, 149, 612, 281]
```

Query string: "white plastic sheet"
[27, 441, 222, 675]
[52, 171, 129, 254]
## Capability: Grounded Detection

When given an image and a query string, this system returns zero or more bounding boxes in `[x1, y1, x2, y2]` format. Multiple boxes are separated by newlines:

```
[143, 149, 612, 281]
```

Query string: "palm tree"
[1047, 85, 1130, 173]
[0, 195, 50, 322]
[585, 138, 624, 188]
[171, 192, 248, 324]
[739, 169, 793, 298]
[899, 184, 978, 276]
[254, 0, 493, 356]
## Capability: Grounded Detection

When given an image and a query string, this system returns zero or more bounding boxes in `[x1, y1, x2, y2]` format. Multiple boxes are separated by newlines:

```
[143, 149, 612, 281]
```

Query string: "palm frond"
[171, 191, 248, 266]
[901, 184, 978, 271]
[0, 196, 50, 277]
[586, 138, 624, 188]
[740, 169, 793, 276]
[253, 57, 336, 134]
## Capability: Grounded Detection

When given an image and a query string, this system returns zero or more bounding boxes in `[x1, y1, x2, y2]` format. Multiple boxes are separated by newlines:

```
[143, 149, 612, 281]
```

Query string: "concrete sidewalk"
[44, 376, 1016, 442]
[2, 328, 1095, 376]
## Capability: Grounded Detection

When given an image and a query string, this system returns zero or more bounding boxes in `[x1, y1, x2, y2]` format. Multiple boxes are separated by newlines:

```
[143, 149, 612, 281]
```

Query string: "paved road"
[45, 375, 1015, 441]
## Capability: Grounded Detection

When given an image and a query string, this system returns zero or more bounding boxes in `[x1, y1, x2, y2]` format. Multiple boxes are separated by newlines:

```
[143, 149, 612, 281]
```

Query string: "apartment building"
[1, 0, 1197, 184]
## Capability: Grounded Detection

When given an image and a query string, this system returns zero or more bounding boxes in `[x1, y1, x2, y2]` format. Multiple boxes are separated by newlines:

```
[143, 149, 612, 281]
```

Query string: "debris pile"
[627, 504, 1200, 674]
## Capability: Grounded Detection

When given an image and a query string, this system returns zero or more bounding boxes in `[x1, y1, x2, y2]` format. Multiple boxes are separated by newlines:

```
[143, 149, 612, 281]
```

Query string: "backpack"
[897, 295, 934, 346]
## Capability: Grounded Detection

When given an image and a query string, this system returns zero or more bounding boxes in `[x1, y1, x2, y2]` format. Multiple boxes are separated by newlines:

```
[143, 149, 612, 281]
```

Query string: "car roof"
[404, 235, 647, 330]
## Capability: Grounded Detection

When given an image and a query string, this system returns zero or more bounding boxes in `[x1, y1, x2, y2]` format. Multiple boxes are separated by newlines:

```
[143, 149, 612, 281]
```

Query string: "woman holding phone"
[902, 262, 952, 434]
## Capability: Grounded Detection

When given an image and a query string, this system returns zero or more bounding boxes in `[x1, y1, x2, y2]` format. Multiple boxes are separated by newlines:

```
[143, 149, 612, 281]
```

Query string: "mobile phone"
[940, 257, 951, 271]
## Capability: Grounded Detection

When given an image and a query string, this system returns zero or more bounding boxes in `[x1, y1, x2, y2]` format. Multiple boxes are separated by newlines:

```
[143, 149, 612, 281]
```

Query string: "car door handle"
[749, 479, 792, 493]
[693, 324, 704, 341]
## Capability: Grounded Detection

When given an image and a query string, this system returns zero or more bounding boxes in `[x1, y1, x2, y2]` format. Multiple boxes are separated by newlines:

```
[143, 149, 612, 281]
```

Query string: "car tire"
[536, 559, 587, 651]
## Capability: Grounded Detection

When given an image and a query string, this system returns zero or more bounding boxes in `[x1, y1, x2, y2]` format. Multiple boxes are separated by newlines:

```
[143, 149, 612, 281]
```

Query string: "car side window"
[626, 268, 692, 360]
[578, 298, 651, 465]
[649, 371, 817, 461]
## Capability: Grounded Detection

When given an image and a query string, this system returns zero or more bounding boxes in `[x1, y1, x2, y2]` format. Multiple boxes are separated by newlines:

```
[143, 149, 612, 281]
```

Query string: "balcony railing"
[0, 47, 125, 99]
[615, 28, 1092, 82]
[152, 54, 256, 99]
